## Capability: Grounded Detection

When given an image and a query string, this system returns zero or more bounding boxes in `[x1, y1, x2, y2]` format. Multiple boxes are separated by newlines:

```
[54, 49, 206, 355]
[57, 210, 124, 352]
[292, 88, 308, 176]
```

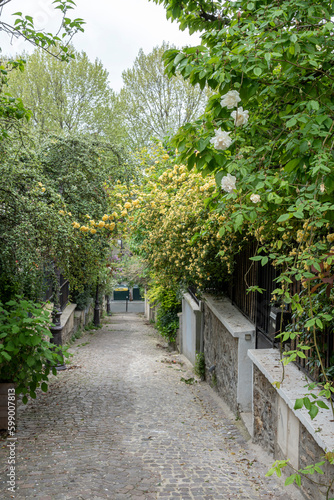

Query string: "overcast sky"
[1, 0, 201, 91]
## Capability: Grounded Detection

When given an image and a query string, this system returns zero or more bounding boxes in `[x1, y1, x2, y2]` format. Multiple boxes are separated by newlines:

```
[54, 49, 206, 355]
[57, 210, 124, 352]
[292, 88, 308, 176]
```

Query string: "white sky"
[0, 0, 201, 91]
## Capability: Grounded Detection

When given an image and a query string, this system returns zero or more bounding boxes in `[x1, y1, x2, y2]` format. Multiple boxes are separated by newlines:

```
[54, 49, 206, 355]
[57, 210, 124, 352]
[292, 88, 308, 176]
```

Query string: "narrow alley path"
[1, 313, 300, 500]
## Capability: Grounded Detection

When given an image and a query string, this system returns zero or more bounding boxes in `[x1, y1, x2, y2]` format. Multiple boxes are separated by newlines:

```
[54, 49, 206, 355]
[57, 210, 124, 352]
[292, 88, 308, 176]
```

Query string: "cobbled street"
[1, 313, 301, 500]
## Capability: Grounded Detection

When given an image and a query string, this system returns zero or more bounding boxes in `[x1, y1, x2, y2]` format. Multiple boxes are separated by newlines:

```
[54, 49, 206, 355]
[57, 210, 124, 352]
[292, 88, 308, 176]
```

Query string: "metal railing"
[226, 242, 334, 384]
[59, 274, 69, 311]
[40, 267, 69, 311]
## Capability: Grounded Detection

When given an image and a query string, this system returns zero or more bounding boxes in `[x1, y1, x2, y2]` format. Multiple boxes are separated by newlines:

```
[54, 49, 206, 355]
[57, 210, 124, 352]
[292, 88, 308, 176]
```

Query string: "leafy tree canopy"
[6, 47, 126, 142]
[119, 42, 210, 149]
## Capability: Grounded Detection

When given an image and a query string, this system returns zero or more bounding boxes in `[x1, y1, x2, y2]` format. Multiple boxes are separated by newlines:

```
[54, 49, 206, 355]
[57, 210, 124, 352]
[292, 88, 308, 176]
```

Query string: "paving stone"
[0, 313, 302, 499]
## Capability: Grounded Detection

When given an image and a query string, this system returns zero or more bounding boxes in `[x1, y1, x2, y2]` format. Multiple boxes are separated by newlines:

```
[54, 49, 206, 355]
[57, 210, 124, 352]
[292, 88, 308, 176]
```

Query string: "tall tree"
[7, 47, 126, 141]
[118, 42, 209, 149]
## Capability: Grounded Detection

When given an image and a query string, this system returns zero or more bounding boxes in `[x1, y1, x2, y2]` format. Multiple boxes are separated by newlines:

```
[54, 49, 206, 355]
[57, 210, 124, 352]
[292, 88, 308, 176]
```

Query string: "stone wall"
[60, 303, 77, 345]
[203, 301, 239, 413]
[201, 295, 255, 415]
[249, 349, 334, 500]
[253, 366, 278, 456]
[298, 423, 334, 500]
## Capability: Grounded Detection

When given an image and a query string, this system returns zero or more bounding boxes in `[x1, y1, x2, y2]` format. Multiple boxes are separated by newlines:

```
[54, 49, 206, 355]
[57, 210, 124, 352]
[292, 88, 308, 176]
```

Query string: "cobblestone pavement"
[1, 313, 301, 500]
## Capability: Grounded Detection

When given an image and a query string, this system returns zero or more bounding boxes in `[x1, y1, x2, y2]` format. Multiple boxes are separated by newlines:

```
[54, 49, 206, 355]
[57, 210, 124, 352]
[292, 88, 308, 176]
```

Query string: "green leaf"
[253, 67, 262, 76]
[277, 213, 291, 223]
[315, 318, 323, 329]
[285, 474, 298, 486]
[294, 398, 304, 410]
[316, 401, 329, 409]
[0, 351, 11, 361]
[286, 117, 297, 127]
[309, 405, 319, 420]
[308, 100, 319, 111]
[284, 158, 300, 172]
[234, 213, 244, 230]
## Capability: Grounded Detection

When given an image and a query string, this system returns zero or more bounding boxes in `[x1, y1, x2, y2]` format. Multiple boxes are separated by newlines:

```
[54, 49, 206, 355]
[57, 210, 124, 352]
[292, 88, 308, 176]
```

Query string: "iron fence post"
[94, 280, 100, 327]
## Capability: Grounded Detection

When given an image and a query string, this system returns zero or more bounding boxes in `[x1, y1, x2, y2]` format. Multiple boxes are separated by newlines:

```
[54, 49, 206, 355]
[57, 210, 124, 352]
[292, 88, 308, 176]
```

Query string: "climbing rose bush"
[220, 90, 241, 109]
[231, 107, 249, 127]
[221, 174, 236, 193]
[250, 194, 261, 204]
[209, 128, 232, 150]
[112, 146, 234, 290]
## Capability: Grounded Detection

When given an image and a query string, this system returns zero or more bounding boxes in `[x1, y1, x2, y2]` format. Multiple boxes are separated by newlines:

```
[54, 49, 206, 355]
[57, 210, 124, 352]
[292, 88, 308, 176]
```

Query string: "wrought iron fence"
[188, 285, 200, 306]
[227, 242, 334, 384]
[59, 274, 69, 311]
[40, 267, 69, 312]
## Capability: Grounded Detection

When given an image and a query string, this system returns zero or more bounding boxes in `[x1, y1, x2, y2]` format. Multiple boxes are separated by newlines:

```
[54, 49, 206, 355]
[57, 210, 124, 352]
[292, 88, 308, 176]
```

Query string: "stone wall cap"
[60, 302, 77, 328]
[248, 348, 334, 452]
[183, 292, 201, 312]
[203, 294, 255, 338]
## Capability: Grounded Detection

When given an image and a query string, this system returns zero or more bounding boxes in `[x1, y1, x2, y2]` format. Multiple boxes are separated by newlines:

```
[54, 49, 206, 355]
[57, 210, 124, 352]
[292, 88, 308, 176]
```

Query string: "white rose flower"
[231, 107, 249, 127]
[220, 90, 241, 109]
[250, 193, 261, 203]
[221, 174, 236, 193]
[320, 183, 325, 193]
[210, 128, 232, 150]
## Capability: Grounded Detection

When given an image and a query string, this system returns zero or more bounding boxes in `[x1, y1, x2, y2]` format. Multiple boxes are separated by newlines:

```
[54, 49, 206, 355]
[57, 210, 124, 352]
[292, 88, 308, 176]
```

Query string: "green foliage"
[0, 1, 85, 140]
[266, 458, 334, 499]
[1, 1, 84, 60]
[0, 298, 65, 403]
[6, 47, 126, 142]
[122, 145, 230, 291]
[0, 134, 136, 301]
[71, 285, 93, 311]
[194, 352, 205, 378]
[147, 282, 181, 343]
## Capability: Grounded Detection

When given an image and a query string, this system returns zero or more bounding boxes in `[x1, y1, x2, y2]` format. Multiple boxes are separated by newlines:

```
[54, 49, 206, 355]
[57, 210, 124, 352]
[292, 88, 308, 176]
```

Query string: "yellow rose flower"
[109, 222, 116, 230]
[59, 210, 65, 215]
[89, 220, 95, 226]
[90, 228, 97, 234]
[98, 221, 105, 228]
[41, 187, 46, 192]
[102, 214, 109, 221]
[112, 212, 118, 218]
[38, 182, 43, 187]
[124, 202, 132, 209]
[121, 210, 127, 216]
